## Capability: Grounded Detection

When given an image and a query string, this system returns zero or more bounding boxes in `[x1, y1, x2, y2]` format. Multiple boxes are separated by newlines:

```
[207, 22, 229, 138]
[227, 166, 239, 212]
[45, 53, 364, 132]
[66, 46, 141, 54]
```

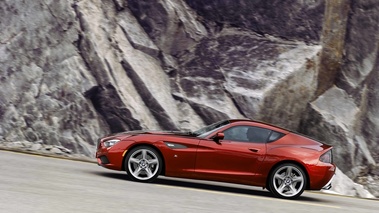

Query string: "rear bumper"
[322, 174, 334, 190]
[308, 163, 336, 190]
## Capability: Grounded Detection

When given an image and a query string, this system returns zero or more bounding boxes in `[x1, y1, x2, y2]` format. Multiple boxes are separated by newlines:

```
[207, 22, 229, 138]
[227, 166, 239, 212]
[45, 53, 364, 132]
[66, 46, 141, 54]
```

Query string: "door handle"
[249, 148, 259, 153]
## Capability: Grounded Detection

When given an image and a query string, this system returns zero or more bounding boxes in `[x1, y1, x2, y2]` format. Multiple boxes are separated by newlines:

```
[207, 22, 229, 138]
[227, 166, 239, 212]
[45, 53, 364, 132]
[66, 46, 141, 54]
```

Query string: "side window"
[223, 126, 249, 142]
[246, 126, 271, 143]
[223, 125, 272, 143]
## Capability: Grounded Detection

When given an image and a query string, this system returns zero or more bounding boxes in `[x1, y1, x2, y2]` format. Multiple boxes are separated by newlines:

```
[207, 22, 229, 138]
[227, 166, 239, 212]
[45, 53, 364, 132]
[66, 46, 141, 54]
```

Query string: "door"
[194, 125, 270, 185]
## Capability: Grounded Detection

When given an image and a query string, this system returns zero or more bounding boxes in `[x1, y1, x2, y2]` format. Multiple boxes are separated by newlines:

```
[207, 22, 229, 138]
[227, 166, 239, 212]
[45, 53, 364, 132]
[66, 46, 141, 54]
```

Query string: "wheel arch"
[121, 143, 166, 176]
[266, 160, 310, 190]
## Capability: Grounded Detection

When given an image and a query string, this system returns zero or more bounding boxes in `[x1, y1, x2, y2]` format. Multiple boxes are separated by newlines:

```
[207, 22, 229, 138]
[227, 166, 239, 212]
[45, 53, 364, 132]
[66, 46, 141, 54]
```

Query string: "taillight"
[320, 150, 333, 163]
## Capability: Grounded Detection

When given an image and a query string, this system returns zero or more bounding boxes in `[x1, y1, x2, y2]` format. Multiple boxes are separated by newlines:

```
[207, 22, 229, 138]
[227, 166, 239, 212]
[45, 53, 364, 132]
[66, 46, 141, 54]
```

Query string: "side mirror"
[213, 132, 224, 143]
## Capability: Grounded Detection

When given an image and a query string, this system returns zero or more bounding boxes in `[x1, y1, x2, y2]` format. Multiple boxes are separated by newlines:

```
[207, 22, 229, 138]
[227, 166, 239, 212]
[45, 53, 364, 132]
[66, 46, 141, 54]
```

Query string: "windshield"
[193, 120, 230, 138]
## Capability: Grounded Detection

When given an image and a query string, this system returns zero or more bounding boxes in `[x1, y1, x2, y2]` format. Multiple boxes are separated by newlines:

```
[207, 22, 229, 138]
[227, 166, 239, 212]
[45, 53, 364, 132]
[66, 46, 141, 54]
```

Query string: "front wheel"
[125, 146, 162, 182]
[268, 163, 307, 199]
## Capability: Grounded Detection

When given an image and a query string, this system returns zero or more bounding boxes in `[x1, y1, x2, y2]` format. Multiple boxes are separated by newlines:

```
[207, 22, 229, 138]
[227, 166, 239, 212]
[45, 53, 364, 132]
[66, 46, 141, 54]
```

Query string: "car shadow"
[89, 170, 330, 202]
[154, 176, 272, 196]
[90, 171, 127, 180]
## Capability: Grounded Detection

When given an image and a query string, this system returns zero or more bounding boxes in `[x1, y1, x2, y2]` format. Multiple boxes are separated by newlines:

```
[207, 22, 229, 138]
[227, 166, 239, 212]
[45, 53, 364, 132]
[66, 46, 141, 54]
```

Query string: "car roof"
[227, 119, 325, 143]
[228, 118, 287, 129]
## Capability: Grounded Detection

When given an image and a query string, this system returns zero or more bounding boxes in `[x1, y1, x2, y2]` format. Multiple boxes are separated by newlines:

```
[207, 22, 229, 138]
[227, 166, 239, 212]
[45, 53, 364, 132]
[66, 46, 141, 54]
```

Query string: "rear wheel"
[268, 163, 306, 199]
[125, 146, 162, 182]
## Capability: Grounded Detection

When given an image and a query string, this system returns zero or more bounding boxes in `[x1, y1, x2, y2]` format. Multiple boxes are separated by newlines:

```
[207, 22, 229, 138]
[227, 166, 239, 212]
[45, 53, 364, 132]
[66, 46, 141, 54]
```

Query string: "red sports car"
[96, 119, 335, 199]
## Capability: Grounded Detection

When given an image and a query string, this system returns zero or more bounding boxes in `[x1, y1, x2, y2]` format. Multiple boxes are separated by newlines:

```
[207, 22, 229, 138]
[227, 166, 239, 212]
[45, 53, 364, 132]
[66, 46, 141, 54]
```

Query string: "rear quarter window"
[268, 131, 285, 142]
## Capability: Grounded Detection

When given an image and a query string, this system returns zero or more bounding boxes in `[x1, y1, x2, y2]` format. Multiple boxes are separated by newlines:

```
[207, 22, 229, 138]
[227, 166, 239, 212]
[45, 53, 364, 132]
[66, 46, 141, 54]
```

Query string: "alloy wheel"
[270, 163, 306, 199]
[126, 146, 161, 182]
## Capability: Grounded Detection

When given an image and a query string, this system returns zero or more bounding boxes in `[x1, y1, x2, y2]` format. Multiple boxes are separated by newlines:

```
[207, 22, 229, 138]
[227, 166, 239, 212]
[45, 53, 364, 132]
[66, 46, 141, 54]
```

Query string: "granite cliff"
[0, 0, 378, 197]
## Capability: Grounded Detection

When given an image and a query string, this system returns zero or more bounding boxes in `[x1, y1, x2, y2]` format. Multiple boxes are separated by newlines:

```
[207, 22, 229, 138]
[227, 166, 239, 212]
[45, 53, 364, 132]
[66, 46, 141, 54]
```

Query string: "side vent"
[164, 142, 187, 149]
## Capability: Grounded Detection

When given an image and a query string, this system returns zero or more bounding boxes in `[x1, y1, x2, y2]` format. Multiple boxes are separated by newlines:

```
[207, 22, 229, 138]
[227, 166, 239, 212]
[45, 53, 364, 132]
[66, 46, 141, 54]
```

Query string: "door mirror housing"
[213, 132, 224, 143]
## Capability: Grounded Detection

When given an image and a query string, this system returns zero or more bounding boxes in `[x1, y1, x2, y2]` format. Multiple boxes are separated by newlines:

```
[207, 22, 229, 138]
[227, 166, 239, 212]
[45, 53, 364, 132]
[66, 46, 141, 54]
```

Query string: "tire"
[268, 163, 307, 199]
[124, 146, 162, 182]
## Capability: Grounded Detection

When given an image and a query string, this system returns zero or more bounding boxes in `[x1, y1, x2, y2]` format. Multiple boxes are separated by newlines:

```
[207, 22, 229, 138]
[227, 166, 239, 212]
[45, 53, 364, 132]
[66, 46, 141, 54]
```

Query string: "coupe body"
[96, 119, 335, 199]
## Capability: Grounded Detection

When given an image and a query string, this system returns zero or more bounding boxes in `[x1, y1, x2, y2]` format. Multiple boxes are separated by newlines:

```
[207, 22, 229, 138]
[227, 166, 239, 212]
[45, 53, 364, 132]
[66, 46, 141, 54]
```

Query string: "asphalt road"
[0, 150, 378, 213]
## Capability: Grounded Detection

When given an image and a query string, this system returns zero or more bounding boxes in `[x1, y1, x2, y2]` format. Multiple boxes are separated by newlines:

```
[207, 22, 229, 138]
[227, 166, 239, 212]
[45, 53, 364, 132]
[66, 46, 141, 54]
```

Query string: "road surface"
[0, 150, 377, 213]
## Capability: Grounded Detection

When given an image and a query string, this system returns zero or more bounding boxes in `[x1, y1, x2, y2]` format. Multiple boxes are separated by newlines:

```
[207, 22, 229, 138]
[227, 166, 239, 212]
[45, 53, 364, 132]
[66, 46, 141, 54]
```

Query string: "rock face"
[301, 0, 379, 180]
[300, 86, 376, 178]
[175, 30, 320, 129]
[184, 0, 325, 42]
[0, 0, 109, 156]
[0, 0, 378, 197]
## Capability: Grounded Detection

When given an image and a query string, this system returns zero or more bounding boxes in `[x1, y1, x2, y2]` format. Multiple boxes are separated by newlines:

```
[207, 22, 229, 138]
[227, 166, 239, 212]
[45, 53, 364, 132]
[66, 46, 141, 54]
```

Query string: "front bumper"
[96, 145, 126, 171]
[97, 155, 110, 165]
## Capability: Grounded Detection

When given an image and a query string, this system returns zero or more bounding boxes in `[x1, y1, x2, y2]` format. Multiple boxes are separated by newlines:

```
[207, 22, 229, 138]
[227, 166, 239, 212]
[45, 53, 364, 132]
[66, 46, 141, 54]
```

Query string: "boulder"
[300, 86, 376, 178]
[325, 168, 375, 199]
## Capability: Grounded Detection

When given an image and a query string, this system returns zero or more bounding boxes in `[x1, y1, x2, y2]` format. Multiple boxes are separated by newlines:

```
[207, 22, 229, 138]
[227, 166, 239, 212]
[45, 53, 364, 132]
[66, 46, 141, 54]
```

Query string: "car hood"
[104, 130, 196, 138]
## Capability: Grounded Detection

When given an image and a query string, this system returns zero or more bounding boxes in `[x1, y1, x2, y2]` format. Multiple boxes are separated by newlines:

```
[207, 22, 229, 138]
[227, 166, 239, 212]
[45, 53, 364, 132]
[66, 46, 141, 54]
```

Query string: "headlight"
[103, 139, 120, 148]
[320, 150, 333, 163]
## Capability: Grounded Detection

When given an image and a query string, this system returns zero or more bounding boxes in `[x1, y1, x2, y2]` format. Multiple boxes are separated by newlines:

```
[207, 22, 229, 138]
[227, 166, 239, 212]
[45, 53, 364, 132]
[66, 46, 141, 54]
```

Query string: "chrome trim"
[164, 142, 187, 149]
[322, 174, 335, 190]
